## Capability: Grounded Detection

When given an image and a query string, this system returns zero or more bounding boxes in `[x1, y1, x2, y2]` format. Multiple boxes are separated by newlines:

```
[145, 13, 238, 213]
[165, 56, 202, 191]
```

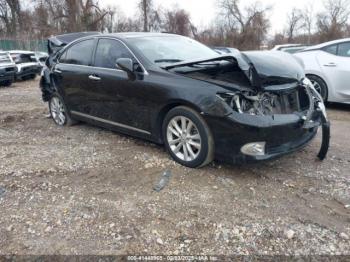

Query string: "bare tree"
[286, 8, 303, 42]
[301, 3, 314, 44]
[163, 8, 192, 36]
[316, 0, 350, 41]
[218, 0, 271, 50]
[139, 0, 152, 32]
[0, 0, 22, 36]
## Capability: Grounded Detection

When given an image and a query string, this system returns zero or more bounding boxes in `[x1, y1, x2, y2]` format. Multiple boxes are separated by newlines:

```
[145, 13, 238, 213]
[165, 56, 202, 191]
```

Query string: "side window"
[337, 42, 350, 57]
[58, 50, 67, 62]
[60, 39, 95, 65]
[322, 44, 337, 55]
[94, 39, 135, 69]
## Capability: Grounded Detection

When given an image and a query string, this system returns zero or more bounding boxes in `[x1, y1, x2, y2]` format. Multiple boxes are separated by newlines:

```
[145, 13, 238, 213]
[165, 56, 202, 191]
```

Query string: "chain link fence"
[0, 39, 47, 52]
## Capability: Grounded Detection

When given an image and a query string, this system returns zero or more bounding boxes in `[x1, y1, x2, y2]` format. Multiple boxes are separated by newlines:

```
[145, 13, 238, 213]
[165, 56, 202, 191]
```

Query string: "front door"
[88, 38, 152, 133]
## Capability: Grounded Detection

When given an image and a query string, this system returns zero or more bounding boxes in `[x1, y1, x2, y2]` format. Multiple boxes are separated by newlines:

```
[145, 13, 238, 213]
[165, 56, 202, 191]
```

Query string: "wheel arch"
[153, 100, 204, 144]
[305, 73, 330, 101]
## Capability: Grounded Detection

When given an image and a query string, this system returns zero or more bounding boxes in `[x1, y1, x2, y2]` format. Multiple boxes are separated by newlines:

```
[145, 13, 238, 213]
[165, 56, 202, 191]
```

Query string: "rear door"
[317, 42, 350, 101]
[53, 38, 96, 114]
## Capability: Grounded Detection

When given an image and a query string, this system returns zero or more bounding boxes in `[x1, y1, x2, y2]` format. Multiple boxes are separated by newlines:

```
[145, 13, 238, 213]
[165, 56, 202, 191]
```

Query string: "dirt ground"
[0, 79, 349, 256]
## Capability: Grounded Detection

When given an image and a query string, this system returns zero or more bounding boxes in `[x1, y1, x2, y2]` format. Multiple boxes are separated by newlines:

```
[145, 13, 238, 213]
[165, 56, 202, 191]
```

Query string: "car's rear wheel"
[163, 106, 214, 168]
[5, 80, 13, 87]
[49, 94, 76, 126]
[0, 80, 12, 87]
[307, 75, 328, 102]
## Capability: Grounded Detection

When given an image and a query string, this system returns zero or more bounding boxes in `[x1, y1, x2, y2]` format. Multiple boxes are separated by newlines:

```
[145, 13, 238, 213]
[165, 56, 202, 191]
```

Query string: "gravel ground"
[0, 79, 349, 256]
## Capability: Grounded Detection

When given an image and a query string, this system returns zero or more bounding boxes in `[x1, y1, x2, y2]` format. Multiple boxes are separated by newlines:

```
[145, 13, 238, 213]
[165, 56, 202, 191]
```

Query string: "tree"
[218, 0, 271, 50]
[139, 0, 152, 32]
[316, 0, 350, 41]
[301, 3, 314, 44]
[163, 8, 192, 36]
[286, 8, 303, 42]
[0, 0, 22, 36]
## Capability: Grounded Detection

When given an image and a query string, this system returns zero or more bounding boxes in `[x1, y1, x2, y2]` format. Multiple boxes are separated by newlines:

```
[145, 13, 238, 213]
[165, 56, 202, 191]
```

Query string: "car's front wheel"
[307, 75, 328, 102]
[163, 106, 214, 168]
[49, 94, 76, 126]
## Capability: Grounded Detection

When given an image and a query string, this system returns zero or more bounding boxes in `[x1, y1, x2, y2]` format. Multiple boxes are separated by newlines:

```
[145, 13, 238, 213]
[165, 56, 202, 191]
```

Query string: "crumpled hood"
[242, 51, 305, 91]
[163, 50, 306, 92]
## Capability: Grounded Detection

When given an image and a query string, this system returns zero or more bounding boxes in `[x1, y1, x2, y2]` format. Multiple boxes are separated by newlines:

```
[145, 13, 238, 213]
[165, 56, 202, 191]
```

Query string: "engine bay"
[217, 87, 311, 116]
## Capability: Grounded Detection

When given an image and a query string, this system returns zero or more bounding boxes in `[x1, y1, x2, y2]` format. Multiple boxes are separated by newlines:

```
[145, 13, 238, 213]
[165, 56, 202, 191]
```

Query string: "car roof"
[281, 45, 308, 49]
[272, 44, 303, 50]
[302, 38, 350, 52]
[48, 31, 100, 46]
[9, 50, 35, 55]
[97, 32, 181, 39]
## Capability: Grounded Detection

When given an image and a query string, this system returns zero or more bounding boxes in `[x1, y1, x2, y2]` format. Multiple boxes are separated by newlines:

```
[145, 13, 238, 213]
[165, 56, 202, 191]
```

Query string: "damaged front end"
[164, 51, 330, 162]
[216, 78, 330, 160]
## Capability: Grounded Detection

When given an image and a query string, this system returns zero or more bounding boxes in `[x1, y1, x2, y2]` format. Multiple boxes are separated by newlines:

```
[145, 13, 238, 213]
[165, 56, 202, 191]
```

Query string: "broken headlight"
[216, 91, 282, 116]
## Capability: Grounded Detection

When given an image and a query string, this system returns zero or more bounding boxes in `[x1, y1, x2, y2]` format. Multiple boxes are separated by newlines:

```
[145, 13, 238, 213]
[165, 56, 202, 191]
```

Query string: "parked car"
[272, 44, 309, 54]
[9, 50, 40, 81]
[0, 51, 16, 87]
[212, 46, 240, 55]
[280, 46, 309, 54]
[271, 44, 308, 51]
[294, 38, 350, 103]
[40, 33, 329, 168]
[34, 51, 49, 73]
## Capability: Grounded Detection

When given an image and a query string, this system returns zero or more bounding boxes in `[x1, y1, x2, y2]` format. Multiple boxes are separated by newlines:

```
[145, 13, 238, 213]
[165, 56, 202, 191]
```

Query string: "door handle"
[324, 63, 337, 67]
[54, 69, 62, 74]
[88, 75, 101, 81]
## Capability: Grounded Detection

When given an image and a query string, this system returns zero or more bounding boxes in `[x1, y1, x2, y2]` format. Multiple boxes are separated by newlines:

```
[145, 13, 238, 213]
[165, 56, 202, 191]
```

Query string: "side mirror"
[116, 58, 135, 80]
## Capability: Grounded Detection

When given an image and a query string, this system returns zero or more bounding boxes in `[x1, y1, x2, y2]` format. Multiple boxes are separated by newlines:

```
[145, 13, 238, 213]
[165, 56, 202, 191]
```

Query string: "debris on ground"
[0, 79, 349, 255]
[154, 170, 172, 192]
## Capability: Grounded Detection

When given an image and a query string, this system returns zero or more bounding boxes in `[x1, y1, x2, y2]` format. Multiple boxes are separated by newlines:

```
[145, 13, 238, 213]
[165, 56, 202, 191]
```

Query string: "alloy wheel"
[50, 97, 66, 126]
[166, 116, 202, 162]
[310, 79, 326, 101]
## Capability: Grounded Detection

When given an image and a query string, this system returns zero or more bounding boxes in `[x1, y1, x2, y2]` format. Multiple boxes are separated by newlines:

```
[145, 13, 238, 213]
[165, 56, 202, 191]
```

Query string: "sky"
[101, 0, 325, 35]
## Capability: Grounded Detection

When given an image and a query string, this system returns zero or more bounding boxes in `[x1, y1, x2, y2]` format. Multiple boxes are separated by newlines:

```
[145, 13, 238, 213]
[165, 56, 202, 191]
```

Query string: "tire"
[307, 75, 328, 102]
[0, 80, 12, 87]
[30, 74, 36, 80]
[4, 80, 12, 87]
[49, 93, 77, 126]
[162, 106, 214, 168]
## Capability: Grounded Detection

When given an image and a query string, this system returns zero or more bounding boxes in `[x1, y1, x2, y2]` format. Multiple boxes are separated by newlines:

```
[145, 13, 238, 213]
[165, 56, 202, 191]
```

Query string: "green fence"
[0, 39, 47, 52]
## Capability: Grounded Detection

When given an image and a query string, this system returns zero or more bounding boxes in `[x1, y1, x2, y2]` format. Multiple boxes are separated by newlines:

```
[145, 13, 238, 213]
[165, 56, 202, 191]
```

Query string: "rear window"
[322, 45, 337, 55]
[0, 53, 11, 64]
[337, 42, 350, 57]
[11, 53, 36, 64]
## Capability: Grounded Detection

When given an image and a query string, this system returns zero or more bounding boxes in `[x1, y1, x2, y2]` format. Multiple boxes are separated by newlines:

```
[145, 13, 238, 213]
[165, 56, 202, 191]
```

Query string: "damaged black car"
[40, 33, 330, 168]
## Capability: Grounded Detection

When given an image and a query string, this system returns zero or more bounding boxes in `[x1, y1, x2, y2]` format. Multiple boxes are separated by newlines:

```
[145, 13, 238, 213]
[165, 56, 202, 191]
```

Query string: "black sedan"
[40, 33, 330, 168]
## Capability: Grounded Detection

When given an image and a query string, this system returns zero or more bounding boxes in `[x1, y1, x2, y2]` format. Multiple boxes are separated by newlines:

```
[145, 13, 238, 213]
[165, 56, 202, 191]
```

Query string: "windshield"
[11, 53, 36, 64]
[0, 53, 11, 64]
[128, 36, 219, 64]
